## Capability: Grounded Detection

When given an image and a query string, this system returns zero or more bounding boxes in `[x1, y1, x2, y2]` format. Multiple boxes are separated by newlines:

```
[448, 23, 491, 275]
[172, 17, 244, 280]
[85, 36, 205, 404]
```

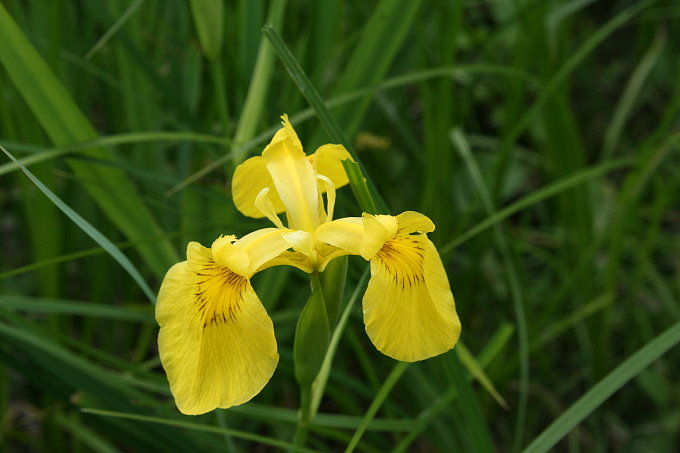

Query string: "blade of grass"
[440, 158, 636, 255]
[237, 0, 263, 86]
[532, 293, 613, 351]
[522, 319, 680, 453]
[228, 403, 414, 432]
[451, 128, 529, 451]
[457, 343, 508, 409]
[447, 353, 495, 453]
[188, 0, 223, 60]
[546, 0, 597, 54]
[0, 225, 229, 281]
[85, 0, 147, 60]
[344, 362, 410, 453]
[644, 262, 680, 320]
[341, 160, 377, 215]
[602, 27, 665, 160]
[53, 414, 121, 453]
[81, 408, 318, 453]
[0, 296, 152, 323]
[478, 323, 515, 368]
[0, 131, 230, 177]
[1, 145, 155, 302]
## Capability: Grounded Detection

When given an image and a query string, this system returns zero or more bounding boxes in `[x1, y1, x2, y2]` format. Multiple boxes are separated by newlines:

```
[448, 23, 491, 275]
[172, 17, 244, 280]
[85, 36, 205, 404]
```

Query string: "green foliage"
[294, 275, 331, 386]
[188, 0, 224, 61]
[1, 0, 679, 452]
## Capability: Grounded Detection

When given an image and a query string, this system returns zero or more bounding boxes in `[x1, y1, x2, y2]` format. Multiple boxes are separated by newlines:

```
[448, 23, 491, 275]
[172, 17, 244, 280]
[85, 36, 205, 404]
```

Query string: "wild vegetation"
[1, 0, 679, 451]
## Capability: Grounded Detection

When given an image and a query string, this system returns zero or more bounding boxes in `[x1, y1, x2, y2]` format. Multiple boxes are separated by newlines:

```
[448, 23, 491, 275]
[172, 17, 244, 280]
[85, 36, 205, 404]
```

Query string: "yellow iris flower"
[156, 115, 461, 415]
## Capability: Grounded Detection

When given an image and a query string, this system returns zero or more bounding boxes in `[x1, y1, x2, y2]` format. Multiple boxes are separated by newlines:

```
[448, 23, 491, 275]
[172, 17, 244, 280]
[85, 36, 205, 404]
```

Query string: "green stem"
[310, 271, 323, 295]
[293, 383, 313, 450]
[291, 273, 325, 450]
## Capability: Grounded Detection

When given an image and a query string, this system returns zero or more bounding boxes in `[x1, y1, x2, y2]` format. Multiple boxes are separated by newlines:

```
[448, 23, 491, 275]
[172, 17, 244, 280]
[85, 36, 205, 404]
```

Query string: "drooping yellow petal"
[362, 221, 460, 362]
[156, 243, 278, 415]
[262, 136, 319, 232]
[232, 156, 286, 219]
[310, 144, 353, 189]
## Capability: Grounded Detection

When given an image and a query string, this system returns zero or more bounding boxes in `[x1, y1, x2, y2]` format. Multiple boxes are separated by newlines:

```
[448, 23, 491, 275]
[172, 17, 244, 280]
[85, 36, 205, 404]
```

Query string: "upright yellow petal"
[263, 137, 319, 232]
[232, 156, 286, 218]
[311, 144, 353, 189]
[268, 114, 302, 151]
[362, 216, 460, 362]
[156, 243, 278, 415]
[275, 114, 302, 151]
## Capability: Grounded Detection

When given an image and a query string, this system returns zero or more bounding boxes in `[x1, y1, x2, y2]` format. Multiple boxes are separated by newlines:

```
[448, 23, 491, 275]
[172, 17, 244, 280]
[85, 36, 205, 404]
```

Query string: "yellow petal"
[362, 233, 461, 362]
[255, 250, 313, 274]
[254, 188, 285, 229]
[232, 156, 286, 218]
[211, 235, 250, 276]
[311, 144, 353, 189]
[360, 214, 398, 260]
[315, 243, 350, 272]
[396, 211, 435, 234]
[314, 217, 364, 270]
[315, 217, 364, 255]
[156, 244, 278, 415]
[236, 228, 295, 276]
[263, 137, 319, 232]
[270, 114, 302, 151]
[316, 174, 336, 222]
[282, 230, 313, 256]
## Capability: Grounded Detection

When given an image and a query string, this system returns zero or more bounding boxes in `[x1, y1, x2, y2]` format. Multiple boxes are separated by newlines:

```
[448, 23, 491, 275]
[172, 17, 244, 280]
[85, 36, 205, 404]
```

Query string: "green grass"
[1, 1, 679, 452]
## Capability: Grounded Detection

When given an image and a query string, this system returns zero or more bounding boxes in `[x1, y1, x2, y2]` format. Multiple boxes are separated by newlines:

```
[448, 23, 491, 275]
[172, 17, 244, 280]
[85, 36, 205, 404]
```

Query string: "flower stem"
[291, 273, 326, 449]
[292, 383, 312, 449]
[309, 271, 323, 293]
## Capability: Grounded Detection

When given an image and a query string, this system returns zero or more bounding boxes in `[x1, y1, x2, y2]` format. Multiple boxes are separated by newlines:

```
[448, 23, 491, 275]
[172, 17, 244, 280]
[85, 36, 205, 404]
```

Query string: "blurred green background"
[1, 0, 679, 451]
